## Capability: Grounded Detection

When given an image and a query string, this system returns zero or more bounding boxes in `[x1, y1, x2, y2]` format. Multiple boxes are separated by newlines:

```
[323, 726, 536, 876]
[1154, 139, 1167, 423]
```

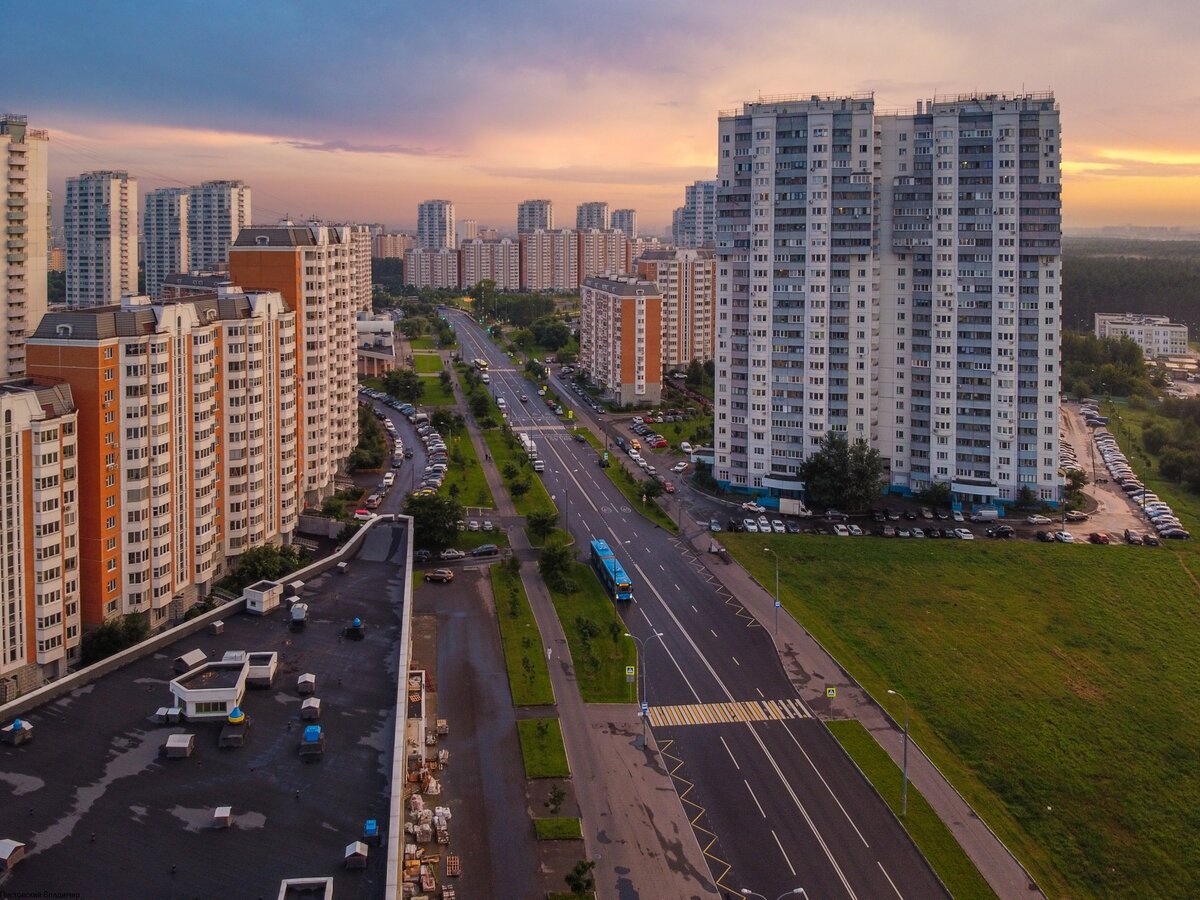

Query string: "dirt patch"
[1059, 403, 1149, 538]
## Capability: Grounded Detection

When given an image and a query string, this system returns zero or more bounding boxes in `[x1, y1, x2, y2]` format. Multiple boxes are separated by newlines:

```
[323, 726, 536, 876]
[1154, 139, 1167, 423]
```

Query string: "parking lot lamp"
[887, 688, 910, 817]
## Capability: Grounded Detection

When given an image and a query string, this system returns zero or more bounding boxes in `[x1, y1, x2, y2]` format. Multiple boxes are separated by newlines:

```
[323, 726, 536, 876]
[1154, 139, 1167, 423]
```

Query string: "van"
[969, 508, 999, 523]
[365, 493, 382, 509]
[532, 459, 545, 472]
[481, 373, 491, 384]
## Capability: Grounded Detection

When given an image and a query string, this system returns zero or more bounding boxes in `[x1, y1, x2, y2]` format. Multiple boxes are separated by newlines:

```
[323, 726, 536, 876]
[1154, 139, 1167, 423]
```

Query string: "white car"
[439, 548, 466, 560]
[953, 528, 974, 540]
[832, 524, 850, 537]
[672, 462, 688, 473]
[1026, 514, 1052, 525]
[848, 524, 863, 536]
[952, 510, 965, 523]
[757, 516, 771, 531]
[482, 520, 494, 531]
[771, 520, 786, 534]
[468, 520, 481, 531]
[741, 502, 766, 514]
[1054, 530, 1075, 543]
[679, 441, 693, 454]
[743, 519, 759, 533]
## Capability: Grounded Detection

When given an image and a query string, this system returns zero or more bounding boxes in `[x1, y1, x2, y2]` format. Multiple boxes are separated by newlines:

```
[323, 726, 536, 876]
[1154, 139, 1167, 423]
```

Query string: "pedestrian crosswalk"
[647, 698, 810, 728]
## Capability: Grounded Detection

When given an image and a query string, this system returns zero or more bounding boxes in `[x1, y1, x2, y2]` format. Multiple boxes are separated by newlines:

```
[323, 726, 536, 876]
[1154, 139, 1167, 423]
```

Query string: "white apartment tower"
[714, 91, 1062, 507]
[188, 180, 251, 272]
[611, 209, 637, 237]
[674, 179, 718, 248]
[637, 249, 717, 368]
[0, 116, 49, 377]
[417, 200, 455, 250]
[143, 188, 190, 299]
[518, 199, 553, 233]
[576, 202, 609, 230]
[459, 219, 478, 243]
[65, 170, 138, 307]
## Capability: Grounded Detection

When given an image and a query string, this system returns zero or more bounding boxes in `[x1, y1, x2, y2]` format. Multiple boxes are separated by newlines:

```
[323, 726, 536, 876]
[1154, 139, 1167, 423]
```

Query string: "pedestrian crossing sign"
[826, 687, 837, 698]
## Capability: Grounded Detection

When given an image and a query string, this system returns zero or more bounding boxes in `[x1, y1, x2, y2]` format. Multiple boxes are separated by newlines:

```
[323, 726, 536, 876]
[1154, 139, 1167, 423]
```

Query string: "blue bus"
[589, 539, 633, 602]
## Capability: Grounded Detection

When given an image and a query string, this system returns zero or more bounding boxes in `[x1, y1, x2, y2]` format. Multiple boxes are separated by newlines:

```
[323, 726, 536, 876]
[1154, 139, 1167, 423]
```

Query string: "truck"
[969, 508, 1000, 523]
[527, 440, 538, 460]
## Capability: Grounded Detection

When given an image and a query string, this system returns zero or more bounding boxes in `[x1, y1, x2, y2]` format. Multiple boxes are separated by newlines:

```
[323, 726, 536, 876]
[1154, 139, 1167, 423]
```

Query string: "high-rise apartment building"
[65, 170, 138, 307]
[611, 209, 637, 237]
[637, 249, 716, 368]
[347, 224, 373, 314]
[403, 248, 460, 290]
[576, 202, 609, 231]
[673, 179, 718, 248]
[1, 116, 49, 377]
[372, 232, 416, 258]
[28, 289, 299, 629]
[517, 199, 553, 233]
[624, 236, 662, 272]
[143, 188, 190, 299]
[580, 275, 663, 406]
[460, 239, 520, 290]
[229, 224, 358, 506]
[576, 228, 627, 283]
[458, 219, 478, 243]
[519, 230, 579, 292]
[0, 379, 80, 693]
[188, 180, 251, 272]
[417, 200, 455, 250]
[714, 92, 1061, 506]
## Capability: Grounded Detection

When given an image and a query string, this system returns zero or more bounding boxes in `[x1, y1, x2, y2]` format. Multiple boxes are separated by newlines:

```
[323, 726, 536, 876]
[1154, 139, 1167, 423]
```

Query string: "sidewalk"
[448, 355, 718, 899]
[683, 529, 1044, 900]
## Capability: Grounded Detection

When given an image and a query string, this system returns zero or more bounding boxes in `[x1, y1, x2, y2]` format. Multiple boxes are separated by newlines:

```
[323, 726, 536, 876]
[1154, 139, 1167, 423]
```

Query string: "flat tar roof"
[0, 522, 410, 900]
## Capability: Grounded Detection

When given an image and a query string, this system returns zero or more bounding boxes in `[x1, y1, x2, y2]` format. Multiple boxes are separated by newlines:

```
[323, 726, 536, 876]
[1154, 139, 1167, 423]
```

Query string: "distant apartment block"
[143, 188, 190, 299]
[624, 236, 662, 272]
[1094, 313, 1188, 358]
[577, 228, 627, 284]
[576, 202, 610, 231]
[417, 200, 455, 250]
[1, 115, 49, 376]
[611, 208, 637, 237]
[637, 249, 716, 368]
[580, 275, 663, 406]
[714, 91, 1062, 507]
[28, 289, 299, 630]
[672, 179, 717, 248]
[347, 224, 373, 314]
[372, 232, 416, 258]
[403, 247, 460, 290]
[188, 180, 251, 272]
[460, 238, 520, 291]
[458, 219, 478, 243]
[519, 230, 579, 292]
[65, 170, 138, 307]
[229, 224, 359, 506]
[517, 199, 553, 233]
[0, 379, 80, 693]
[49, 247, 65, 272]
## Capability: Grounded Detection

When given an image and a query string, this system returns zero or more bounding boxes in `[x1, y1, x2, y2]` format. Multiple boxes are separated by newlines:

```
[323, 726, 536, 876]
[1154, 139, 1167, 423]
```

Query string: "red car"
[664, 481, 676, 493]
[1087, 532, 1111, 545]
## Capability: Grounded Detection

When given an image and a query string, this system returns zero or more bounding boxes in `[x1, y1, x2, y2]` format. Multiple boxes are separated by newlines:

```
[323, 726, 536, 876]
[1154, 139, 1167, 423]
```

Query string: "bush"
[81, 614, 150, 665]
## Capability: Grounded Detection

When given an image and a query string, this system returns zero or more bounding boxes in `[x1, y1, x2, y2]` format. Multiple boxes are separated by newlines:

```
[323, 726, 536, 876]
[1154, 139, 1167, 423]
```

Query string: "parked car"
[785, 521, 802, 534]
[414, 549, 433, 563]
[832, 524, 851, 537]
[1054, 531, 1075, 543]
[482, 520, 494, 531]
[1143, 533, 1161, 546]
[468, 520, 481, 531]
[471, 543, 500, 556]
[1123, 529, 1143, 545]
[825, 509, 848, 521]
[952, 510, 965, 523]
[743, 519, 759, 533]
[1087, 532, 1110, 545]
[757, 516, 771, 532]
[920, 508, 933, 520]
[424, 568, 455, 583]
[741, 502, 766, 514]
[986, 525, 1015, 539]
[1035, 530, 1054, 543]
[353, 509, 373, 521]
[1026, 514, 1052, 525]
[726, 519, 743, 533]
[953, 528, 975, 540]
[709, 518, 722, 532]
[770, 519, 785, 533]
[439, 548, 466, 560]
[1065, 510, 1091, 522]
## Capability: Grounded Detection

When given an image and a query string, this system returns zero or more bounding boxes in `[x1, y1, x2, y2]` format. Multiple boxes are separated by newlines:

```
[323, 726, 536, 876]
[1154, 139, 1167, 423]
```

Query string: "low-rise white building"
[1095, 313, 1189, 358]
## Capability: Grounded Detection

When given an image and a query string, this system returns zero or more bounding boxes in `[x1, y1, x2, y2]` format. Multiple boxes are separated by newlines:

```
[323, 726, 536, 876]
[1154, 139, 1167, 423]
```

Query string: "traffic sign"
[641, 702, 649, 715]
[826, 687, 837, 699]
[775, 600, 781, 609]
[625, 665, 636, 683]
[603, 451, 609, 461]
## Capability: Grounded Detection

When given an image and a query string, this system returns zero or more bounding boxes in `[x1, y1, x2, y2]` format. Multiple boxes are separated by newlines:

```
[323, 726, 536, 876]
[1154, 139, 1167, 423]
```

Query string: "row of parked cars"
[1084, 402, 1190, 540]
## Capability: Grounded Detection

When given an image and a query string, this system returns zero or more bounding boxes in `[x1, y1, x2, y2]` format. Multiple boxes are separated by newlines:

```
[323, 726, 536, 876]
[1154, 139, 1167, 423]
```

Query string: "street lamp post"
[764, 547, 780, 635]
[624, 631, 663, 749]
[887, 688, 910, 817]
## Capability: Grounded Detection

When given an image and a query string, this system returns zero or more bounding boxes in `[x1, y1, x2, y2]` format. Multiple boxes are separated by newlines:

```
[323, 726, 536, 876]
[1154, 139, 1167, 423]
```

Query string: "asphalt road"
[451, 312, 948, 900]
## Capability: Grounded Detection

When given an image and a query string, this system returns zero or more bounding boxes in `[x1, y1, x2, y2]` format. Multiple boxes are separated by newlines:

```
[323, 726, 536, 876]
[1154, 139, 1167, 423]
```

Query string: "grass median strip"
[517, 717, 570, 778]
[441, 430, 495, 508]
[482, 429, 557, 517]
[600, 455, 678, 532]
[545, 562, 637, 703]
[412, 353, 445, 374]
[827, 719, 997, 900]
[490, 564, 554, 707]
[724, 532, 1200, 898]
[534, 817, 583, 841]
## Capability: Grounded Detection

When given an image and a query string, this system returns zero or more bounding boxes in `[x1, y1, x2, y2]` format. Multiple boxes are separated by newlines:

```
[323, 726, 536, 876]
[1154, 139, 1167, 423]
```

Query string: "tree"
[917, 481, 952, 508]
[404, 493, 464, 549]
[527, 509, 559, 541]
[509, 478, 531, 499]
[383, 369, 424, 402]
[439, 369, 452, 390]
[1015, 486, 1039, 510]
[81, 614, 151, 665]
[797, 432, 885, 512]
[641, 478, 664, 500]
[531, 316, 570, 351]
[400, 315, 428, 338]
[1142, 422, 1171, 455]
[233, 543, 308, 588]
[539, 542, 575, 592]
[470, 391, 492, 420]
[565, 860, 596, 897]
[432, 409, 464, 433]
[686, 358, 705, 387]
[511, 327, 535, 349]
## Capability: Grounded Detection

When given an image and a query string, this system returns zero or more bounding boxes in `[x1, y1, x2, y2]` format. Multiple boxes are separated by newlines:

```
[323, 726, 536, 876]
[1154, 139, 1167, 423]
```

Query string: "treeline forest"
[1063, 238, 1200, 334]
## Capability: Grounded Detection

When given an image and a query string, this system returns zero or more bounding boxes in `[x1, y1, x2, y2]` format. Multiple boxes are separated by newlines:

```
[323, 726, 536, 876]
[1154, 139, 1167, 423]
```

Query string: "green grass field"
[452, 529, 509, 551]
[440, 432, 495, 508]
[534, 817, 583, 841]
[416, 375, 457, 407]
[491, 565, 555, 707]
[407, 336, 437, 350]
[517, 717, 571, 778]
[722, 532, 1200, 898]
[482, 430, 558, 517]
[412, 353, 444, 374]
[546, 562, 638, 703]
[827, 720, 997, 900]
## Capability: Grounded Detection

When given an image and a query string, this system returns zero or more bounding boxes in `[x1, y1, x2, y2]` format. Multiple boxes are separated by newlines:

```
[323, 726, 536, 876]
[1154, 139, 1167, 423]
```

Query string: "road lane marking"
[647, 699, 809, 728]
[878, 862, 904, 899]
[772, 829, 797, 876]
[732, 656, 740, 666]
[719, 736, 740, 771]
[745, 780, 766, 818]
[777, 715, 871, 848]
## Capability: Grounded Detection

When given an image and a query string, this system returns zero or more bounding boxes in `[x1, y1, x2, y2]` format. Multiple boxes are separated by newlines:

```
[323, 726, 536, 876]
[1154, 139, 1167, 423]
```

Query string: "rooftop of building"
[163, 273, 234, 289]
[0, 378, 75, 416]
[1095, 312, 1183, 326]
[637, 248, 715, 261]
[582, 273, 662, 296]
[0, 521, 410, 900]
[30, 291, 289, 341]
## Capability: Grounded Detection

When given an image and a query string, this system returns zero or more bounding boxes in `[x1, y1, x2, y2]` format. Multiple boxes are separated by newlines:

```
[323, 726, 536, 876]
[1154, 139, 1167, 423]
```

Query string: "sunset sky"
[9, 0, 1200, 234]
